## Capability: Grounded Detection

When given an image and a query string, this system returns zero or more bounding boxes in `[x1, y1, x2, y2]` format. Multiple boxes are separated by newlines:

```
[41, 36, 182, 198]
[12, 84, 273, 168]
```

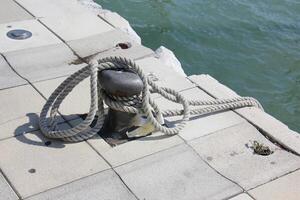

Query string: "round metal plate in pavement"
[7, 29, 32, 40]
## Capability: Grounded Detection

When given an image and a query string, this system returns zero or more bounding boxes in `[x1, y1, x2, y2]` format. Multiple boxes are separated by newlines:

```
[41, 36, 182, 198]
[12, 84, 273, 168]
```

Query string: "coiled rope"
[39, 56, 263, 142]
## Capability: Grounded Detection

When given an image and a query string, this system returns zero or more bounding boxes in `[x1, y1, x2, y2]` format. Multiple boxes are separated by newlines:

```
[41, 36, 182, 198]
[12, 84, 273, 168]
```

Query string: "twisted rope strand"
[39, 56, 262, 142]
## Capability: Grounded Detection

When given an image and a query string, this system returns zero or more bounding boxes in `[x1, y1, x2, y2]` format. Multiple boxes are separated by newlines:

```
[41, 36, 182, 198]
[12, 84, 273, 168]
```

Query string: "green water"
[97, 0, 300, 132]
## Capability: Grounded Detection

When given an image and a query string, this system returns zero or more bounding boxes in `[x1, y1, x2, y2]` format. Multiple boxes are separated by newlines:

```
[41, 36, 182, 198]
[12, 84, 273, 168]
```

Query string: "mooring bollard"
[98, 69, 144, 142]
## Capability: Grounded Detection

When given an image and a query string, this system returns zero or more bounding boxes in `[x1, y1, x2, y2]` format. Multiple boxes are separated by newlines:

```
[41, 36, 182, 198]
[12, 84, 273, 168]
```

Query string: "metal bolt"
[7, 29, 32, 40]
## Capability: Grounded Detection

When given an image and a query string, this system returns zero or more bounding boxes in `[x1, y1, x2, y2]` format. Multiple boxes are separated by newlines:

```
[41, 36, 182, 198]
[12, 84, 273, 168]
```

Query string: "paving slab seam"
[0, 82, 29, 91]
[12, 0, 35, 18]
[36, 19, 86, 57]
[84, 141, 140, 200]
[97, 14, 117, 29]
[1, 53, 45, 97]
[245, 191, 257, 200]
[63, 117, 146, 199]
[0, 113, 35, 127]
[177, 134, 245, 192]
[225, 104, 299, 156]
[30, 12, 139, 66]
[180, 121, 246, 143]
[10, 2, 89, 67]
[225, 191, 256, 200]
[224, 192, 248, 200]
[75, 45, 155, 64]
[1, 54, 74, 128]
[153, 86, 198, 100]
[245, 167, 300, 192]
[100, 142, 184, 169]
[31, 16, 155, 75]
[133, 51, 156, 61]
[22, 168, 112, 200]
[0, 115, 73, 142]
[187, 77, 300, 157]
[0, 53, 31, 90]
[13, 0, 154, 64]
[24, 73, 73, 87]
[253, 126, 300, 156]
[95, 13, 156, 63]
[0, 167, 22, 199]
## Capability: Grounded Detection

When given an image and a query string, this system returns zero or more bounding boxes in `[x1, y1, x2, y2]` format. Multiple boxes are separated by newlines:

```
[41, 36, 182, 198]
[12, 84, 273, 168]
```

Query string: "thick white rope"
[39, 56, 263, 142]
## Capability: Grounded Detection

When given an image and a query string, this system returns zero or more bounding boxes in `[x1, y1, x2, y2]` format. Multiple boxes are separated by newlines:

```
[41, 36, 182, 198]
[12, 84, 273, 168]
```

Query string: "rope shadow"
[14, 113, 68, 148]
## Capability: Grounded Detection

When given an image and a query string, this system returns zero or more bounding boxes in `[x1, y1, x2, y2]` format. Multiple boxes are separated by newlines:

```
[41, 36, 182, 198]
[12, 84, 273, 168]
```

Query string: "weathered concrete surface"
[89, 42, 154, 61]
[116, 145, 242, 200]
[33, 76, 91, 117]
[0, 54, 26, 89]
[88, 132, 183, 167]
[67, 29, 153, 58]
[0, 130, 110, 198]
[249, 169, 300, 200]
[0, 112, 39, 141]
[155, 87, 246, 141]
[15, 0, 96, 18]
[136, 57, 195, 94]
[0, 0, 32, 24]
[0, 84, 44, 140]
[0, 19, 61, 53]
[0, 173, 18, 200]
[39, 13, 113, 41]
[189, 74, 300, 155]
[97, 10, 141, 44]
[4, 43, 85, 83]
[229, 193, 254, 200]
[189, 122, 300, 190]
[27, 169, 137, 200]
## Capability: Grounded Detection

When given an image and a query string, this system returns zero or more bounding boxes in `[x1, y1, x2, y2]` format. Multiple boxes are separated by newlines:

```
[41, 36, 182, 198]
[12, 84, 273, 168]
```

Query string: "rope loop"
[39, 56, 263, 142]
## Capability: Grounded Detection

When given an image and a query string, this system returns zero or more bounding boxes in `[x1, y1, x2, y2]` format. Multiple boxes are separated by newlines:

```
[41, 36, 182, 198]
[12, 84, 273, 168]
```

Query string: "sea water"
[97, 0, 300, 132]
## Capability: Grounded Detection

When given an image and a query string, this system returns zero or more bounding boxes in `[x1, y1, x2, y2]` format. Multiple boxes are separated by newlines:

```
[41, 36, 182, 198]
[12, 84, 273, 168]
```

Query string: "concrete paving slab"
[188, 75, 238, 98]
[88, 132, 183, 167]
[40, 13, 113, 42]
[188, 74, 300, 155]
[237, 107, 300, 155]
[228, 193, 254, 200]
[136, 57, 195, 93]
[17, 0, 113, 41]
[15, 0, 94, 18]
[0, 173, 18, 200]
[4, 43, 85, 83]
[97, 10, 141, 44]
[249, 169, 300, 200]
[0, 130, 110, 198]
[0, 54, 26, 89]
[67, 29, 153, 58]
[90, 42, 154, 61]
[0, 113, 39, 141]
[189, 122, 300, 190]
[155, 87, 246, 141]
[116, 144, 242, 200]
[33, 76, 91, 118]
[98, 11, 128, 30]
[0, 84, 44, 139]
[0, 113, 71, 141]
[27, 169, 137, 200]
[0, 19, 61, 53]
[0, 0, 33, 24]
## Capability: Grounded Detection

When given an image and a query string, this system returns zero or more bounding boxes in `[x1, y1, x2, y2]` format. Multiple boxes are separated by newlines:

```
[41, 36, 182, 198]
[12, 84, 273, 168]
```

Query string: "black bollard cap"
[98, 69, 143, 97]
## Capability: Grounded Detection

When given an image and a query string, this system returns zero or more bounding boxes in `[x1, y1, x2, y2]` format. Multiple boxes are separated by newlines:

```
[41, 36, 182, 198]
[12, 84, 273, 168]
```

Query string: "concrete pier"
[0, 0, 299, 199]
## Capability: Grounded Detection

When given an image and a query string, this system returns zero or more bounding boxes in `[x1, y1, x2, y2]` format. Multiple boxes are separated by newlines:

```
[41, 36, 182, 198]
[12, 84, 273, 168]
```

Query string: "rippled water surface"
[97, 0, 300, 132]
